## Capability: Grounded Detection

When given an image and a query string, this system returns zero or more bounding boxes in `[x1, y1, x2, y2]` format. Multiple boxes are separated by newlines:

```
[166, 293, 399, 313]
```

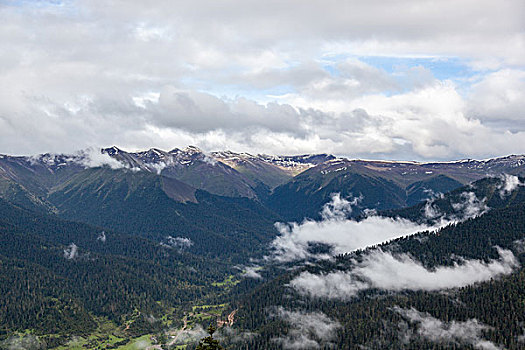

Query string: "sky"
[0, 0, 524, 160]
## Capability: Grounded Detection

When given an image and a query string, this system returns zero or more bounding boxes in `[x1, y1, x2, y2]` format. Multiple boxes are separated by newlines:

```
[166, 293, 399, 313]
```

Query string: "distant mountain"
[102, 146, 260, 198]
[1, 148, 524, 228]
[266, 155, 525, 221]
[212, 151, 335, 189]
[1, 148, 524, 225]
[101, 146, 336, 198]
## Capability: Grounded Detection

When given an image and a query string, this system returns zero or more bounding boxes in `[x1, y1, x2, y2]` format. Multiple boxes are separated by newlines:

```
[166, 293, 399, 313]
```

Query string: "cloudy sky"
[0, 0, 524, 160]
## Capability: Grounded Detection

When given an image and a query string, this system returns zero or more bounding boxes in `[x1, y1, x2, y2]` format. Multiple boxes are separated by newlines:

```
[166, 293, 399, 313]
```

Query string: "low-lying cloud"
[291, 247, 519, 299]
[451, 192, 488, 219]
[96, 231, 106, 243]
[423, 176, 524, 223]
[170, 324, 208, 344]
[270, 193, 441, 262]
[63, 243, 79, 260]
[77, 147, 130, 170]
[217, 327, 258, 343]
[0, 334, 44, 350]
[271, 307, 340, 349]
[161, 236, 194, 252]
[395, 307, 501, 350]
[422, 188, 490, 223]
[498, 174, 524, 198]
[241, 266, 263, 279]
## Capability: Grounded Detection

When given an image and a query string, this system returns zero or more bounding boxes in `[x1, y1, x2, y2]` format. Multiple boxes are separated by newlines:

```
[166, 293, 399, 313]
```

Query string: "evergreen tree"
[196, 325, 224, 350]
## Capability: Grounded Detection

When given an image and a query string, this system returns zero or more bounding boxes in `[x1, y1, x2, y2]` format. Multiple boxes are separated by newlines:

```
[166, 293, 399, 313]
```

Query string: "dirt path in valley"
[167, 314, 189, 346]
[145, 308, 237, 349]
[226, 309, 237, 326]
[217, 309, 237, 327]
[146, 315, 189, 350]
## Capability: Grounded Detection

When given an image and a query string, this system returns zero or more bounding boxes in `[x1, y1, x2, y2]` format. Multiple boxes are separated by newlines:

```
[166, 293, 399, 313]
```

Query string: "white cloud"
[77, 147, 129, 170]
[96, 231, 106, 243]
[422, 189, 490, 223]
[0, 1, 523, 159]
[161, 236, 194, 252]
[468, 69, 525, 124]
[0, 334, 44, 350]
[395, 307, 501, 350]
[241, 266, 263, 279]
[320, 193, 359, 220]
[451, 192, 488, 219]
[498, 174, 524, 198]
[272, 307, 340, 349]
[518, 327, 525, 343]
[290, 247, 519, 299]
[423, 199, 442, 220]
[217, 327, 258, 343]
[513, 238, 525, 254]
[269, 194, 441, 262]
[170, 324, 207, 344]
[63, 243, 79, 260]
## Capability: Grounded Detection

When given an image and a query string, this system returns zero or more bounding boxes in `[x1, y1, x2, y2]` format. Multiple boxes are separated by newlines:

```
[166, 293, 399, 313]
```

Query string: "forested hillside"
[229, 182, 525, 349]
[46, 167, 281, 262]
[0, 198, 237, 347]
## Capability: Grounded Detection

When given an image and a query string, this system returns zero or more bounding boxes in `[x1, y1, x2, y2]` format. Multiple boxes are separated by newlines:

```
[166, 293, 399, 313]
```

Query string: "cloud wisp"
[161, 236, 194, 252]
[271, 307, 340, 350]
[498, 174, 525, 198]
[422, 187, 491, 223]
[290, 247, 519, 300]
[77, 148, 131, 170]
[395, 307, 501, 350]
[0, 334, 44, 350]
[241, 266, 263, 280]
[96, 231, 106, 243]
[63, 243, 79, 260]
[451, 192, 489, 219]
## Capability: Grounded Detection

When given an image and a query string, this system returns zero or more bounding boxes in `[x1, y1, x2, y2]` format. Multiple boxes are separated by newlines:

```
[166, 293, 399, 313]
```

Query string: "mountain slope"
[213, 151, 335, 189]
[267, 156, 525, 221]
[230, 181, 525, 349]
[267, 170, 407, 221]
[47, 167, 281, 262]
[0, 198, 235, 343]
[387, 175, 525, 223]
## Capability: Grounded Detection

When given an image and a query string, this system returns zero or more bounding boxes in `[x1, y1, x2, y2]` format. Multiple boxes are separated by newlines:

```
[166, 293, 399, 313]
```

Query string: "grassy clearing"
[191, 303, 228, 313]
[116, 334, 152, 349]
[51, 316, 130, 349]
[211, 274, 240, 288]
[37, 300, 228, 349]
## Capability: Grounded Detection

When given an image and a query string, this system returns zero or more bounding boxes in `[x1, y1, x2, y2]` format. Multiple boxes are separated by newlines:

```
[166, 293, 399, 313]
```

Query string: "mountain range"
[1, 146, 523, 216]
[0, 147, 524, 349]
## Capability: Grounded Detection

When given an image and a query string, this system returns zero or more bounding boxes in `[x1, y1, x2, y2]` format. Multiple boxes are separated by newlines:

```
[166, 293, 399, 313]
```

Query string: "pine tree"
[196, 324, 224, 350]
